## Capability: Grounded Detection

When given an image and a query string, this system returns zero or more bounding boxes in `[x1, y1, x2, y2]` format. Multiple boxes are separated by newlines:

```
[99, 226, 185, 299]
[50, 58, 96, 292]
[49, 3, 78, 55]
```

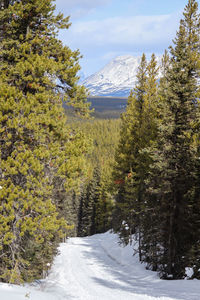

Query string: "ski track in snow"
[43, 232, 200, 300]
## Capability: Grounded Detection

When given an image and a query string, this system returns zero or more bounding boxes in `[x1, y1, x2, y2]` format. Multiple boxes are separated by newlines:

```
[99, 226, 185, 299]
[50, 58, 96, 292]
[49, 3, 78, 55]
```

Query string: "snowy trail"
[43, 232, 200, 300]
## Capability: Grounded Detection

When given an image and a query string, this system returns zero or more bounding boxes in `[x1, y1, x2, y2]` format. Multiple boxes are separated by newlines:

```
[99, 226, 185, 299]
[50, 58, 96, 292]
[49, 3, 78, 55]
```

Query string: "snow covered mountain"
[82, 55, 160, 97]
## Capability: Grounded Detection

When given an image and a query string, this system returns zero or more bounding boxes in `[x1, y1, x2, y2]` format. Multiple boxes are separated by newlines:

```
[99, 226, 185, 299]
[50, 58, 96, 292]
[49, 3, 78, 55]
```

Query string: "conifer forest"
[1, 0, 200, 289]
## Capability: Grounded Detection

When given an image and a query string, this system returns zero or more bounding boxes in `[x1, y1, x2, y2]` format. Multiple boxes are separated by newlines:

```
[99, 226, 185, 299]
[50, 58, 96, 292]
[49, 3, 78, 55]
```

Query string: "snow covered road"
[1, 232, 200, 299]
[44, 232, 200, 300]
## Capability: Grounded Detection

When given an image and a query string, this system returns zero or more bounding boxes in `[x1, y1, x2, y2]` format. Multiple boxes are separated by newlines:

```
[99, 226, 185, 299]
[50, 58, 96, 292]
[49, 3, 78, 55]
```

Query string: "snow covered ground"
[0, 282, 57, 300]
[1, 231, 200, 299]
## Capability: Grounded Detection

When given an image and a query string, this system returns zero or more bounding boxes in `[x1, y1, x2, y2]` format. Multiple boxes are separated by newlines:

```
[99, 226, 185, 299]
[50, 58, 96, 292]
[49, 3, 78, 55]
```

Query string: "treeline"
[0, 0, 90, 283]
[112, 0, 200, 279]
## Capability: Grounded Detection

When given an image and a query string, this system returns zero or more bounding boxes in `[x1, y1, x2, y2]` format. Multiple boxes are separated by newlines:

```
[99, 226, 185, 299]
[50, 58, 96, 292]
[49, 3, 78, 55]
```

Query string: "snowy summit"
[82, 55, 161, 97]
[82, 55, 141, 97]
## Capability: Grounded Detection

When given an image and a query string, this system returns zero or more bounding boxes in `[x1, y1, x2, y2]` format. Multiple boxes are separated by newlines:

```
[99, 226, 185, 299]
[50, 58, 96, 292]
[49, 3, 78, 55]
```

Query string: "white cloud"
[62, 13, 179, 51]
[58, 9, 181, 75]
[56, 0, 110, 9]
[55, 0, 111, 19]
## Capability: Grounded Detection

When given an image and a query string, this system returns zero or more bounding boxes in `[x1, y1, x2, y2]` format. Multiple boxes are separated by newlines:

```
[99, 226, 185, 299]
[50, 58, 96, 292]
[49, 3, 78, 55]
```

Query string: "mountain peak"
[82, 55, 159, 97]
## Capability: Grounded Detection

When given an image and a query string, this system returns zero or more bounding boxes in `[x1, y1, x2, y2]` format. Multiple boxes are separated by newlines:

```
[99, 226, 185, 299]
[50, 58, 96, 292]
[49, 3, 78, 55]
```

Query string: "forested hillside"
[73, 118, 121, 236]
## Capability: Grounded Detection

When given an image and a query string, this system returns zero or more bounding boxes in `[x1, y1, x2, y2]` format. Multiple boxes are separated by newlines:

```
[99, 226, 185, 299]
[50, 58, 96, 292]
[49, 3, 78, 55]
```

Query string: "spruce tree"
[0, 0, 89, 283]
[113, 54, 159, 251]
[78, 167, 101, 236]
[146, 0, 200, 278]
[95, 178, 114, 234]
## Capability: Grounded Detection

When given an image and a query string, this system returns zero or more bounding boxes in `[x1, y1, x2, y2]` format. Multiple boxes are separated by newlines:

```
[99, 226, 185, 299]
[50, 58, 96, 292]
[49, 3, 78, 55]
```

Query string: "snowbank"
[0, 282, 57, 300]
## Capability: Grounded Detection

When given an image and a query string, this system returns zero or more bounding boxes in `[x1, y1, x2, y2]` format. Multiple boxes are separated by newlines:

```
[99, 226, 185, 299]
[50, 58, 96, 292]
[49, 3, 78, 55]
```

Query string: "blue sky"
[55, 0, 189, 77]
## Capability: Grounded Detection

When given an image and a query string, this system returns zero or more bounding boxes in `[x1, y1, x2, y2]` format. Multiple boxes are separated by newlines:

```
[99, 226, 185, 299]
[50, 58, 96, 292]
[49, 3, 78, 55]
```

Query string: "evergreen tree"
[95, 177, 114, 234]
[78, 167, 101, 236]
[159, 50, 170, 103]
[113, 54, 148, 213]
[113, 54, 159, 252]
[78, 164, 114, 237]
[0, 0, 89, 283]
[146, 0, 200, 278]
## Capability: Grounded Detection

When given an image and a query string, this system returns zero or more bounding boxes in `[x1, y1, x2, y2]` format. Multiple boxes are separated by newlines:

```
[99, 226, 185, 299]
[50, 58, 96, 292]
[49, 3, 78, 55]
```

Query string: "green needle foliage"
[113, 53, 159, 248]
[145, 0, 200, 279]
[0, 0, 90, 283]
[112, 0, 200, 279]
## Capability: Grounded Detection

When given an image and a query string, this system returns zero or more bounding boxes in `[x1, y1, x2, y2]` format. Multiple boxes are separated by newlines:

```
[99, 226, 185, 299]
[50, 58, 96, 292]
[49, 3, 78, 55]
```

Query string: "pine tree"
[146, 0, 200, 279]
[95, 178, 114, 234]
[113, 54, 159, 252]
[113, 54, 148, 213]
[159, 50, 170, 102]
[78, 167, 101, 236]
[0, 0, 90, 283]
